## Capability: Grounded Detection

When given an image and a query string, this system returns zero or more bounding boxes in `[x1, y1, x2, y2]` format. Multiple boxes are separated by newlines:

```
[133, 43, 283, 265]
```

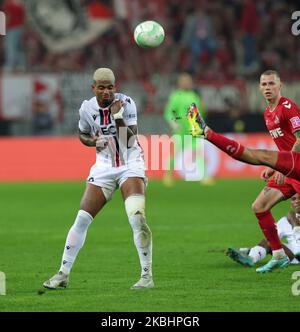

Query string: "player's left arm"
[110, 99, 137, 147]
[285, 101, 300, 152]
[292, 130, 300, 152]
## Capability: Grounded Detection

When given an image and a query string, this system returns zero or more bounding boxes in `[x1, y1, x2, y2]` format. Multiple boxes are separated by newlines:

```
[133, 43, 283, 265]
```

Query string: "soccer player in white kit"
[43, 68, 153, 289]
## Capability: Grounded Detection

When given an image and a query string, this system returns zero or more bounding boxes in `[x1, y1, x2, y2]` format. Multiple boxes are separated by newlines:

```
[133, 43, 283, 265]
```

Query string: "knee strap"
[125, 195, 151, 247]
[125, 195, 145, 218]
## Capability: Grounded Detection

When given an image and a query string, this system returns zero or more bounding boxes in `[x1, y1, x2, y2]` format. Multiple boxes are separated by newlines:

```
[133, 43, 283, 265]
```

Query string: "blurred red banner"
[0, 134, 276, 181]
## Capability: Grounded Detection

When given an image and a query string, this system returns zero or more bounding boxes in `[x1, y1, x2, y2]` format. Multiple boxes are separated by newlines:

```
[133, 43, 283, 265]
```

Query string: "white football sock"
[249, 245, 267, 263]
[128, 214, 152, 277]
[59, 210, 93, 275]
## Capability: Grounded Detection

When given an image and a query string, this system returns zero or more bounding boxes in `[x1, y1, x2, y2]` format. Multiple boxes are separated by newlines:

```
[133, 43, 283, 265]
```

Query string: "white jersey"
[277, 216, 300, 263]
[277, 216, 295, 244]
[78, 94, 144, 168]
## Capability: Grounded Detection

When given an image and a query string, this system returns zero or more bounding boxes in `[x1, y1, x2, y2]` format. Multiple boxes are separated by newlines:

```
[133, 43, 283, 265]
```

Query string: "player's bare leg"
[187, 104, 290, 272]
[43, 184, 107, 289]
[121, 177, 154, 289]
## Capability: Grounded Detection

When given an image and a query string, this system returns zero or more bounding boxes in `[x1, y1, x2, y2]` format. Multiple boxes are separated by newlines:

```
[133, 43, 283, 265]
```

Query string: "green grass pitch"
[0, 179, 299, 312]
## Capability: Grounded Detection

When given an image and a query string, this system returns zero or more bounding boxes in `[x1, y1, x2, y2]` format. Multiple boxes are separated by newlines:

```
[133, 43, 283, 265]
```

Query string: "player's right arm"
[78, 103, 96, 147]
[79, 130, 97, 147]
[79, 130, 109, 151]
[261, 167, 286, 185]
[261, 167, 275, 181]
[78, 102, 108, 150]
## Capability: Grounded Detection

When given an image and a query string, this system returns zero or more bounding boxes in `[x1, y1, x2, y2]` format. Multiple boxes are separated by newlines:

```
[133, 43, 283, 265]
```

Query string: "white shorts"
[86, 162, 147, 201]
[277, 217, 300, 264]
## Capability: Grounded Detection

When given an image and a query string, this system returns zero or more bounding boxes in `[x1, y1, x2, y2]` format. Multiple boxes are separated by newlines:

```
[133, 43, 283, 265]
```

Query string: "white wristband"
[113, 107, 124, 120]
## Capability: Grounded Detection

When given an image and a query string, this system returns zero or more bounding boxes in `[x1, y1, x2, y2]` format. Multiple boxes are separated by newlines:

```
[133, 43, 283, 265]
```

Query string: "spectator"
[2, 0, 26, 71]
[239, 0, 260, 75]
[1, 1, 300, 83]
[181, 5, 218, 73]
[32, 99, 54, 136]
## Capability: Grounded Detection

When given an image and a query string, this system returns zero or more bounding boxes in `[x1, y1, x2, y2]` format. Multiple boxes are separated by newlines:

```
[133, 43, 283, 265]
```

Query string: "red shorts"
[267, 177, 300, 199]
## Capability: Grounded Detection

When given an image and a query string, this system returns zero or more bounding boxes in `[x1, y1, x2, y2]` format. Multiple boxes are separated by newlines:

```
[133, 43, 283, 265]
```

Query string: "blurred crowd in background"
[0, 0, 299, 135]
[1, 0, 299, 79]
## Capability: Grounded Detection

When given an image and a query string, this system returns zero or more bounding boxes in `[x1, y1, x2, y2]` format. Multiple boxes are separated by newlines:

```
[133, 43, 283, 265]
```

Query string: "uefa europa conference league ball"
[134, 20, 165, 48]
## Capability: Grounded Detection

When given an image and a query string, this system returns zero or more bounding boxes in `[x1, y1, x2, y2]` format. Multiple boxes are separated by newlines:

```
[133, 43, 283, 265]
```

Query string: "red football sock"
[207, 129, 245, 159]
[256, 211, 282, 251]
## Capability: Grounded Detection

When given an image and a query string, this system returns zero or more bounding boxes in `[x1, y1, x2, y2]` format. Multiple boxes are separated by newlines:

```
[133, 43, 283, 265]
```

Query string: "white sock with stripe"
[59, 210, 93, 275]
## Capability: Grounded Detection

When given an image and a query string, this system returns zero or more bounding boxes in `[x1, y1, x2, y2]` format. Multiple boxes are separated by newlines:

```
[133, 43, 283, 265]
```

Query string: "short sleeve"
[122, 97, 137, 126]
[78, 102, 91, 134]
[283, 101, 300, 133]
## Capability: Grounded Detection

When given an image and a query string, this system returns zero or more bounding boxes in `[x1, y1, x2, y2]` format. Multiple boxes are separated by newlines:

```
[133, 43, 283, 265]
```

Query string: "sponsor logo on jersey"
[269, 127, 284, 138]
[126, 114, 136, 119]
[290, 116, 300, 129]
[99, 124, 117, 135]
[274, 115, 280, 124]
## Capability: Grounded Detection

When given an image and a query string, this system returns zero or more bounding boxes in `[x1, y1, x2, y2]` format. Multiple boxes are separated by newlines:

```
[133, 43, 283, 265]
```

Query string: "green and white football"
[134, 20, 165, 48]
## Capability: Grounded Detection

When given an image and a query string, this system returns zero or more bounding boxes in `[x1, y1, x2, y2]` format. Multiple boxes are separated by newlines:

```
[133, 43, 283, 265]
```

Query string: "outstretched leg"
[187, 104, 297, 179]
[187, 104, 291, 272]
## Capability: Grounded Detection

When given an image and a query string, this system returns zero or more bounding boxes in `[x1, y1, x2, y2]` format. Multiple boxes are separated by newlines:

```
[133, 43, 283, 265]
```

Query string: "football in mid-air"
[134, 20, 165, 48]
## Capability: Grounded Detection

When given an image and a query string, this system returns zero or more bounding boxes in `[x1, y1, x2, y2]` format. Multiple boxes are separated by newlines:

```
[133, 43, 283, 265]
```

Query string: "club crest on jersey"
[290, 116, 300, 129]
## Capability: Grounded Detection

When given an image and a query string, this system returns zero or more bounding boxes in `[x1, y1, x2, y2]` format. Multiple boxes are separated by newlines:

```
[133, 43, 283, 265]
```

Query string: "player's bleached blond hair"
[93, 68, 115, 84]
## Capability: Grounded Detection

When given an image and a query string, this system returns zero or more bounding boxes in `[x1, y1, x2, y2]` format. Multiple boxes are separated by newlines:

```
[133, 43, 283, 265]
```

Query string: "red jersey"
[264, 97, 300, 151]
